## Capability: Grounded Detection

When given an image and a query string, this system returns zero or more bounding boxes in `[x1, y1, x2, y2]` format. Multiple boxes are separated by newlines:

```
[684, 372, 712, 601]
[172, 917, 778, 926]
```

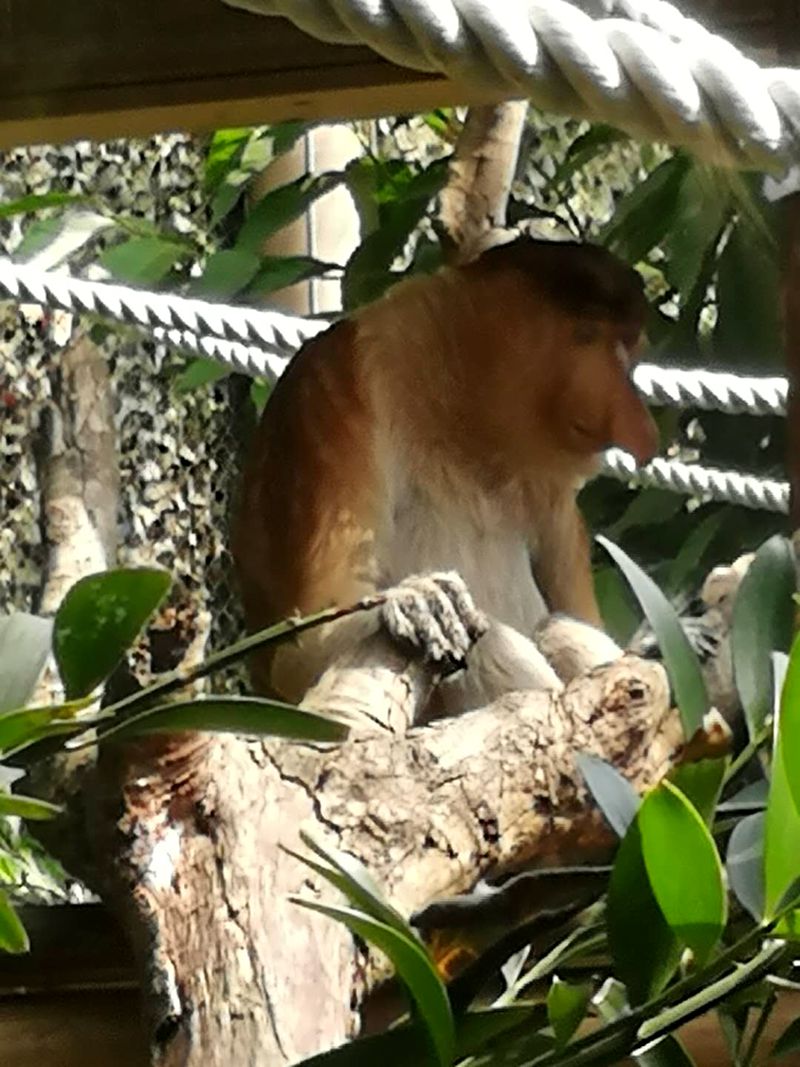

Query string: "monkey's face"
[550, 322, 659, 465]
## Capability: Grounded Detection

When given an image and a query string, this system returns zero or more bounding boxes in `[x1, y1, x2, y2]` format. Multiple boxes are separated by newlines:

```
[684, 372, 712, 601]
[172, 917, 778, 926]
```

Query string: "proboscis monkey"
[233, 238, 659, 717]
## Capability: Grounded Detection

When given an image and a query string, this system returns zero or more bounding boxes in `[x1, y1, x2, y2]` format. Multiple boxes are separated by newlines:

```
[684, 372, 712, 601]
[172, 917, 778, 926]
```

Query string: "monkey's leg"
[534, 615, 623, 685]
[382, 572, 566, 714]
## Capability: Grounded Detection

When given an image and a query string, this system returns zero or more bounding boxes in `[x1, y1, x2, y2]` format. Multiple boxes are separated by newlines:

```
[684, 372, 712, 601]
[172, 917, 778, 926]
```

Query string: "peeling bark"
[90, 641, 679, 1066]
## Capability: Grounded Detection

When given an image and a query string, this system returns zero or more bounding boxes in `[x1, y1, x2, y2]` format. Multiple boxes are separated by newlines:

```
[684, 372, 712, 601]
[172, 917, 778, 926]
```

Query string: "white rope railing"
[222, 0, 800, 169]
[0, 255, 790, 513]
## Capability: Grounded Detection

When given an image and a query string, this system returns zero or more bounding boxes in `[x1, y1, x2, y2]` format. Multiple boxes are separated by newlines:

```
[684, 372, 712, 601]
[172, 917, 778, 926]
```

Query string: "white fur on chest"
[379, 470, 548, 638]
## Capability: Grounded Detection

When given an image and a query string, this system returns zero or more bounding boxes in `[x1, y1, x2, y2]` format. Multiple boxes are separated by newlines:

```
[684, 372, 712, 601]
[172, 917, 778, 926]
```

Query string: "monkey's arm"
[530, 498, 622, 683]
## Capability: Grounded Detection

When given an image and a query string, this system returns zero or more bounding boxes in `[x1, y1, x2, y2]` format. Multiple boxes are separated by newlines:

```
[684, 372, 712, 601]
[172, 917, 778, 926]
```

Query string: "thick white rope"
[0, 255, 790, 512]
[602, 449, 789, 514]
[0, 256, 788, 416]
[222, 0, 800, 169]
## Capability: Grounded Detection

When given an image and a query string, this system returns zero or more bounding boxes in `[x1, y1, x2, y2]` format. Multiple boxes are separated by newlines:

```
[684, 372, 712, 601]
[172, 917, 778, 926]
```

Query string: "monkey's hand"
[381, 572, 489, 673]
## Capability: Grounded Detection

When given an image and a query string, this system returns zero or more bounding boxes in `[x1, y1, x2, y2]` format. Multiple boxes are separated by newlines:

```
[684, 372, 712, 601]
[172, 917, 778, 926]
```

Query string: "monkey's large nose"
[609, 383, 660, 465]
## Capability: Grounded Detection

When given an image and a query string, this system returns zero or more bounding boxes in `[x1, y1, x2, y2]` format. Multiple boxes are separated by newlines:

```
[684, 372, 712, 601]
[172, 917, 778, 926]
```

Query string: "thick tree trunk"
[87, 633, 679, 1066]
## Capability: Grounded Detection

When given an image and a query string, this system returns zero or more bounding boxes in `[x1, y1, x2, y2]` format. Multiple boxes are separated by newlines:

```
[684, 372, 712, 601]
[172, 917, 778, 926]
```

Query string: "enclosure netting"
[0, 134, 248, 679]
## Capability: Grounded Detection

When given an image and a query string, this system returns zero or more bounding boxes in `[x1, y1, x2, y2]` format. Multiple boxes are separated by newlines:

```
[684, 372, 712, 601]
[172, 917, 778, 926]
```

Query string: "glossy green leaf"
[778, 632, 800, 818]
[765, 647, 800, 927]
[608, 819, 681, 1003]
[668, 757, 727, 826]
[718, 778, 768, 813]
[204, 127, 257, 193]
[173, 357, 230, 395]
[639, 781, 727, 963]
[53, 568, 171, 699]
[99, 236, 186, 285]
[605, 489, 684, 542]
[0, 613, 53, 714]
[600, 154, 692, 265]
[245, 255, 334, 297]
[294, 830, 408, 935]
[15, 211, 116, 269]
[188, 248, 261, 298]
[104, 696, 349, 744]
[0, 698, 97, 756]
[772, 1016, 800, 1059]
[0, 891, 28, 954]
[0, 191, 88, 219]
[576, 752, 639, 838]
[597, 536, 708, 736]
[726, 811, 765, 921]
[548, 124, 630, 191]
[0, 792, 62, 821]
[295, 901, 455, 1067]
[236, 171, 344, 253]
[731, 535, 796, 741]
[547, 977, 591, 1049]
[635, 1036, 698, 1067]
[594, 565, 641, 647]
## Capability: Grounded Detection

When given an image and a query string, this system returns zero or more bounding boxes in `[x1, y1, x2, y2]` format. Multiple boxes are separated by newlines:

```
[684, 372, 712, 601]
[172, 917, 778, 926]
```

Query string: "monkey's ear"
[608, 373, 659, 464]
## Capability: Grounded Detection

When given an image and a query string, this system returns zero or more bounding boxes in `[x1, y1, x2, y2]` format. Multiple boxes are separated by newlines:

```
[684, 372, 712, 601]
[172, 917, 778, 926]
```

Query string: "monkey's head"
[465, 238, 659, 468]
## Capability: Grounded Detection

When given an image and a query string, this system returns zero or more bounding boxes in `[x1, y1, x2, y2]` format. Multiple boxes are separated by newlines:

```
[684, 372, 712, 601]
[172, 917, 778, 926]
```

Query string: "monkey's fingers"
[381, 571, 489, 672]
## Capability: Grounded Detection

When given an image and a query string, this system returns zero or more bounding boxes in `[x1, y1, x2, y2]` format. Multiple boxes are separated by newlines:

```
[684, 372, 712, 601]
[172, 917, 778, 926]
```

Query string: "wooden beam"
[0, 0, 783, 150]
[0, 0, 500, 149]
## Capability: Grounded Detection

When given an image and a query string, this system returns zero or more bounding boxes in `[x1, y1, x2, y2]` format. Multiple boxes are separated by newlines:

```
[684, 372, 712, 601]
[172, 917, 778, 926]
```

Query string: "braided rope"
[602, 448, 789, 513]
[0, 256, 789, 415]
[0, 255, 791, 512]
[222, 0, 800, 169]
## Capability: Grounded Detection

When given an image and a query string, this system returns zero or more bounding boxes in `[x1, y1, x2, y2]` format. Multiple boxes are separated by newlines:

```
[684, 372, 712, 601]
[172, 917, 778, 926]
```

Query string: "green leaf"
[597, 535, 708, 736]
[639, 781, 727, 964]
[765, 640, 800, 926]
[547, 977, 591, 1049]
[53, 568, 171, 699]
[103, 696, 349, 744]
[0, 792, 62, 821]
[576, 752, 639, 838]
[662, 163, 729, 301]
[608, 819, 681, 1004]
[204, 127, 256, 193]
[292, 1006, 539, 1067]
[236, 172, 344, 254]
[0, 191, 88, 219]
[777, 631, 800, 818]
[548, 125, 630, 192]
[594, 565, 641, 647]
[726, 811, 765, 921]
[731, 535, 796, 741]
[605, 489, 684, 542]
[15, 211, 116, 270]
[665, 510, 726, 597]
[173, 357, 230, 395]
[295, 901, 455, 1067]
[0, 614, 53, 714]
[0, 698, 96, 756]
[245, 255, 334, 298]
[99, 237, 186, 285]
[714, 211, 783, 368]
[188, 248, 261, 298]
[636, 1036, 698, 1067]
[668, 757, 727, 826]
[290, 831, 409, 937]
[342, 160, 448, 310]
[600, 154, 692, 265]
[772, 1016, 800, 1059]
[0, 890, 28, 954]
